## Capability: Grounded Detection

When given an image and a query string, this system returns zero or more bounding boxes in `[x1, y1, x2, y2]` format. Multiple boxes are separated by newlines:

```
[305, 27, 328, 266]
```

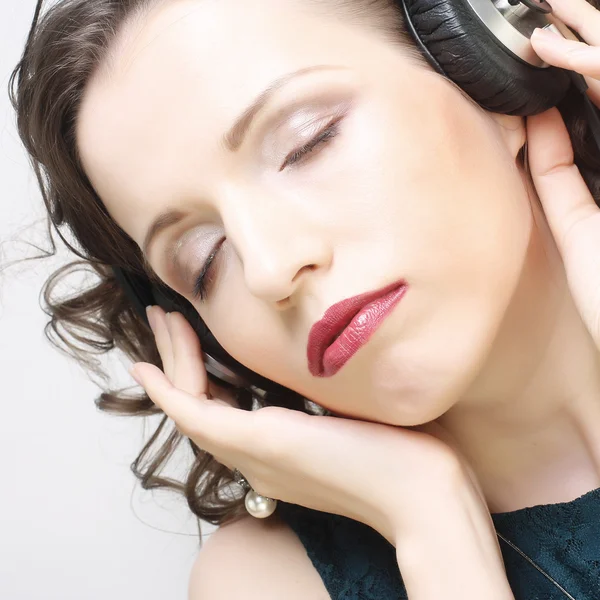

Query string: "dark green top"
[277, 487, 600, 599]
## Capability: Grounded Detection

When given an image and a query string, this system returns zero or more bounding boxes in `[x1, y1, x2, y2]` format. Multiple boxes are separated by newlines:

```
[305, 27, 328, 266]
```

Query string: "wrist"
[395, 538, 514, 600]
[351, 450, 466, 547]
[392, 472, 514, 599]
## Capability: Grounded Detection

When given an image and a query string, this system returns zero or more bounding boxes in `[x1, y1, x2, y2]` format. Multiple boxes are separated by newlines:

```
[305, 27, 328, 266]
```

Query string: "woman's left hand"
[530, 0, 600, 105]
[527, 0, 600, 348]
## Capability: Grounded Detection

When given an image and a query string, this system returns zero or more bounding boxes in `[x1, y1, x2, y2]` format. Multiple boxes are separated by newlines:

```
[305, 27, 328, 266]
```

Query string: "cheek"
[201, 262, 301, 387]
[378, 81, 531, 293]
[318, 90, 533, 424]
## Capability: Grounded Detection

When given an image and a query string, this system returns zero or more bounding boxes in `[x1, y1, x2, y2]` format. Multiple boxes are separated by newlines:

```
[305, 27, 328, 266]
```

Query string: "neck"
[435, 178, 600, 514]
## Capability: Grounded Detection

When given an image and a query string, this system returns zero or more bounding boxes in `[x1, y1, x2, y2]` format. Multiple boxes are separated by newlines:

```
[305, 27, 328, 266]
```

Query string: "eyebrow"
[142, 64, 346, 259]
[142, 209, 187, 262]
[223, 64, 344, 151]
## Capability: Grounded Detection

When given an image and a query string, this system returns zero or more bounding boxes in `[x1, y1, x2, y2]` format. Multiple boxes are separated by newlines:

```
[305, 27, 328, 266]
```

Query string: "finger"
[147, 306, 175, 381]
[130, 361, 248, 448]
[545, 0, 600, 47]
[530, 28, 600, 106]
[166, 311, 209, 397]
[526, 107, 598, 255]
[531, 31, 600, 79]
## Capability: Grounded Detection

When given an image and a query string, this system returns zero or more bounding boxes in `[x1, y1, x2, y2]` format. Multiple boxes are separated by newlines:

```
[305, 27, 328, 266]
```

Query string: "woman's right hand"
[130, 305, 485, 547]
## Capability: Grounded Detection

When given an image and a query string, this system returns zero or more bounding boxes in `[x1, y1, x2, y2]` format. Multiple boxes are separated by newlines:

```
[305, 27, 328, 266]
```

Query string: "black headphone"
[112, 0, 600, 396]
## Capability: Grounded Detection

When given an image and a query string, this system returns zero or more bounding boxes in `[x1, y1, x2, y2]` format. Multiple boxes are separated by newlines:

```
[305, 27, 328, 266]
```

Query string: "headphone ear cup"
[402, 0, 571, 115]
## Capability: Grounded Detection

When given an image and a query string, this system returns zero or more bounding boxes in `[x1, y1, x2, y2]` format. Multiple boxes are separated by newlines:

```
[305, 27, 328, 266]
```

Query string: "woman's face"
[77, 0, 533, 426]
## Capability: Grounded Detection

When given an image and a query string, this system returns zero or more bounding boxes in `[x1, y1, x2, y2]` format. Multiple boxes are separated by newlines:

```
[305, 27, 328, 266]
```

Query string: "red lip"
[307, 280, 408, 378]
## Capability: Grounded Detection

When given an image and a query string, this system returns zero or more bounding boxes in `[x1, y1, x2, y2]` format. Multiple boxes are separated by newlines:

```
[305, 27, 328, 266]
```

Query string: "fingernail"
[130, 365, 142, 385]
[146, 305, 156, 332]
[533, 25, 561, 39]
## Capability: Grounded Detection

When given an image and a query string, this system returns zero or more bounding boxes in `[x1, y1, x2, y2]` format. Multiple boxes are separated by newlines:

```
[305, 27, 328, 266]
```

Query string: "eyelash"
[191, 116, 343, 301]
[279, 116, 342, 171]
[192, 237, 225, 301]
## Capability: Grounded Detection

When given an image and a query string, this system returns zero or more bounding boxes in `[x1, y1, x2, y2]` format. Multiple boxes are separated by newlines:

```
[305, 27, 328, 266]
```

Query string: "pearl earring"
[232, 468, 278, 518]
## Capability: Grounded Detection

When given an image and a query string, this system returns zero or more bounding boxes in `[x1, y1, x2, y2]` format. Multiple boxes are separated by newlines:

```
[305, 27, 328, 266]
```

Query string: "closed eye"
[279, 115, 342, 171]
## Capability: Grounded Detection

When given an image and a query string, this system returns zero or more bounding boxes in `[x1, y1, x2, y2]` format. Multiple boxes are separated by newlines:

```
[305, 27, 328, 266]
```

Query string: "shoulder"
[188, 513, 331, 600]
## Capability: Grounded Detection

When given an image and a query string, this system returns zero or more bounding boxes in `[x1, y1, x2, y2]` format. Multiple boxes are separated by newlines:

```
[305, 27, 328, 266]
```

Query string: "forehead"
[75, 0, 393, 241]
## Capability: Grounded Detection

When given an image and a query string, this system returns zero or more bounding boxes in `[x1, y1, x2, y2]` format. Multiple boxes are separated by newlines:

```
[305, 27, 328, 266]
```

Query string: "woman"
[9, 0, 600, 597]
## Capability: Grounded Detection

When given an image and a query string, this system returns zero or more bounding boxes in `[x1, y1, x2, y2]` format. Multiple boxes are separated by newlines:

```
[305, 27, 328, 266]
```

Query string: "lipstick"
[307, 280, 407, 377]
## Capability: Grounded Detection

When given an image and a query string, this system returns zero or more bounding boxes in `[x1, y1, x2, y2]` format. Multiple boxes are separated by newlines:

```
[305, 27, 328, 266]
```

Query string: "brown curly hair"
[8, 0, 600, 544]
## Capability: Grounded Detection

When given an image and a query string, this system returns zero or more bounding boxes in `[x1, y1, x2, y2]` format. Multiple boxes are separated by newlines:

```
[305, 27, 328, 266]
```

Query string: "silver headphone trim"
[463, 0, 553, 67]
[202, 352, 248, 387]
[202, 352, 269, 399]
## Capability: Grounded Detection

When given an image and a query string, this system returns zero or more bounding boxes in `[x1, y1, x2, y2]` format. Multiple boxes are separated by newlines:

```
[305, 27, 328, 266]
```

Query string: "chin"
[369, 386, 453, 427]
[367, 347, 463, 427]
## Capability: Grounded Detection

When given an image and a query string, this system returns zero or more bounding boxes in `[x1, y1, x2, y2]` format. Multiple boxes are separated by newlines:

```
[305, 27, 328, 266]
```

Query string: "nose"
[221, 187, 332, 306]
